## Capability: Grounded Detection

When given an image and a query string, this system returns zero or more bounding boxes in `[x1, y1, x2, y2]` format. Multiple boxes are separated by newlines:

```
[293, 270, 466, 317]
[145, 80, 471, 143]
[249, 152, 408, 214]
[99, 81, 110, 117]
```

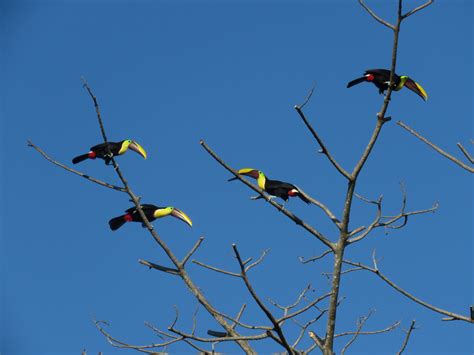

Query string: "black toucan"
[108, 204, 193, 231]
[228, 168, 310, 204]
[72, 140, 147, 165]
[347, 69, 428, 101]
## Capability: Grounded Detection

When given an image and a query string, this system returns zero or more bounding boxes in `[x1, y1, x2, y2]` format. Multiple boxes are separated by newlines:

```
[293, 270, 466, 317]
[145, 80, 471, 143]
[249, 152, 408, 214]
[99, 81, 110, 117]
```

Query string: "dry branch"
[28, 140, 126, 192]
[397, 121, 474, 173]
[343, 259, 474, 323]
[397, 320, 416, 354]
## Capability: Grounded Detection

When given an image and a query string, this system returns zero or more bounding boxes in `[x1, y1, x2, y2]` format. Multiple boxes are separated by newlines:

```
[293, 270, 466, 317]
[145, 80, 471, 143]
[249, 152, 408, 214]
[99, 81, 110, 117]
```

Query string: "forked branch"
[397, 121, 474, 173]
[343, 259, 474, 323]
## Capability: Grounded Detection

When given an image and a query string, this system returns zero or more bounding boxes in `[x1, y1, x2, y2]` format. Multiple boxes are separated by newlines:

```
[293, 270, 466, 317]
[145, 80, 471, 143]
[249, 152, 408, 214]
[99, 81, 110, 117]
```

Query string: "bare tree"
[30, 0, 472, 354]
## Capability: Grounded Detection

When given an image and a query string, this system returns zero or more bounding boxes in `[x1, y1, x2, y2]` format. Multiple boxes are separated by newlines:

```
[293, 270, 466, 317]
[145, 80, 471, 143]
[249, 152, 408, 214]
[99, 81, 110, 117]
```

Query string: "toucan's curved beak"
[228, 168, 259, 181]
[171, 208, 193, 227]
[129, 141, 147, 159]
[405, 78, 428, 101]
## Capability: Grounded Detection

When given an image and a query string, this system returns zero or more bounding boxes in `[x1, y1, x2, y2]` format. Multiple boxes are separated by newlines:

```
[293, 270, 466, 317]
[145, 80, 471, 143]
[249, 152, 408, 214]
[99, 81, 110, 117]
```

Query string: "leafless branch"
[297, 187, 342, 227]
[181, 236, 205, 266]
[292, 306, 328, 350]
[294, 90, 351, 180]
[27, 140, 126, 192]
[397, 121, 474, 173]
[308, 331, 324, 351]
[342, 259, 474, 323]
[340, 310, 374, 354]
[138, 259, 180, 275]
[232, 304, 247, 330]
[278, 292, 333, 323]
[192, 260, 241, 278]
[269, 284, 312, 312]
[358, 0, 396, 30]
[335, 319, 400, 338]
[200, 140, 335, 251]
[245, 249, 270, 273]
[397, 320, 416, 354]
[402, 0, 434, 19]
[457, 142, 474, 164]
[232, 244, 295, 354]
[299, 249, 333, 264]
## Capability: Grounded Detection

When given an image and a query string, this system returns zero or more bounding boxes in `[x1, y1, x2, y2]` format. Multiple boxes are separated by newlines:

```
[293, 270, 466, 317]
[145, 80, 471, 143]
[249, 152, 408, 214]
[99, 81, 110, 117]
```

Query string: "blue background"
[1, 0, 472, 353]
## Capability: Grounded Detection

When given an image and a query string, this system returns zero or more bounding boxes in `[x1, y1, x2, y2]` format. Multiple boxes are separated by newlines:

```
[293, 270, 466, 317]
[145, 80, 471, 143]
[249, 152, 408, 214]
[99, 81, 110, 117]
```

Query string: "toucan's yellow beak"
[171, 208, 193, 227]
[405, 79, 428, 101]
[228, 168, 259, 181]
[238, 168, 259, 178]
[129, 141, 147, 159]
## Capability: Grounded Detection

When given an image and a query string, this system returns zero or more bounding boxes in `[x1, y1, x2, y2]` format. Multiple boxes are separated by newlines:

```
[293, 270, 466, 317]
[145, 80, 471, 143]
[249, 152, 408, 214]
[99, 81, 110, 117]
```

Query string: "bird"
[72, 140, 147, 165]
[108, 204, 193, 231]
[347, 69, 428, 101]
[228, 168, 310, 204]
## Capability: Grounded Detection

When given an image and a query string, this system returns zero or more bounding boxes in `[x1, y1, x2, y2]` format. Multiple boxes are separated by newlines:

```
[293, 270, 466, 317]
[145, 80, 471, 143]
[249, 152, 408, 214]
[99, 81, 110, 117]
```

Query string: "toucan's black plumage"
[228, 168, 310, 204]
[108, 204, 192, 231]
[72, 140, 147, 165]
[347, 69, 428, 101]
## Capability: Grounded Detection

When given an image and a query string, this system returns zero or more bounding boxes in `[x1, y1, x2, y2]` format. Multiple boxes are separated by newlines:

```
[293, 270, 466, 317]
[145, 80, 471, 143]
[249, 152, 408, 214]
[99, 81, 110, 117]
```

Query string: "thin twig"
[181, 236, 205, 266]
[397, 320, 416, 354]
[342, 259, 474, 323]
[402, 0, 434, 19]
[138, 259, 180, 275]
[335, 320, 400, 338]
[294, 101, 351, 180]
[232, 244, 295, 354]
[191, 260, 241, 278]
[340, 310, 374, 355]
[457, 143, 474, 164]
[27, 140, 126, 192]
[299, 249, 333, 264]
[358, 0, 396, 30]
[397, 121, 474, 173]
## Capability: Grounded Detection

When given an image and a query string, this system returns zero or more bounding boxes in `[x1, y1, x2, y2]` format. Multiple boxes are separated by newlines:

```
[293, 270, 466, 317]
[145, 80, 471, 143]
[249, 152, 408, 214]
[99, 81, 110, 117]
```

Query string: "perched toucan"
[347, 69, 428, 101]
[228, 168, 310, 204]
[72, 140, 147, 165]
[108, 204, 193, 231]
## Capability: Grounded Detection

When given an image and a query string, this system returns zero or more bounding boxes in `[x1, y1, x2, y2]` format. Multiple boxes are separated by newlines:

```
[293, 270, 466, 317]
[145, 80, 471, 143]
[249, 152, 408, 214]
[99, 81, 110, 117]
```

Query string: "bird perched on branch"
[228, 168, 310, 204]
[347, 69, 428, 101]
[72, 140, 147, 165]
[108, 204, 193, 231]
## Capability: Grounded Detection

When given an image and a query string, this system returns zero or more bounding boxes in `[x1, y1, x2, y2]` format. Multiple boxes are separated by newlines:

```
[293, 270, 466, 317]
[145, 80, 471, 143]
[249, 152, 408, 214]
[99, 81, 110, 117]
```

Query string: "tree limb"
[27, 140, 126, 192]
[342, 259, 474, 323]
[397, 121, 474, 173]
[397, 320, 416, 354]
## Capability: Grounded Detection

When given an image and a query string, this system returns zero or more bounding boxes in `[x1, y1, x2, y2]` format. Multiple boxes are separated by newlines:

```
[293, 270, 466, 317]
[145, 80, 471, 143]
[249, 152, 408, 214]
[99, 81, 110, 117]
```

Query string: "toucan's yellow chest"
[118, 140, 131, 155]
[257, 173, 266, 190]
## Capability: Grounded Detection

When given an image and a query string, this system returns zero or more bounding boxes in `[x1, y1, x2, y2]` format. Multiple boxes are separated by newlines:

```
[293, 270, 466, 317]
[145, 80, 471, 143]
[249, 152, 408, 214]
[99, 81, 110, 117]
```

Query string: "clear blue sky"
[1, 0, 472, 353]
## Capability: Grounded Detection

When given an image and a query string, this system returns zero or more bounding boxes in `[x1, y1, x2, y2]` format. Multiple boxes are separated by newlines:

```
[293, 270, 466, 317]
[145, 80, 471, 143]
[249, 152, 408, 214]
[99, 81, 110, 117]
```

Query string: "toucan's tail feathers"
[72, 153, 90, 164]
[109, 215, 127, 231]
[347, 76, 367, 88]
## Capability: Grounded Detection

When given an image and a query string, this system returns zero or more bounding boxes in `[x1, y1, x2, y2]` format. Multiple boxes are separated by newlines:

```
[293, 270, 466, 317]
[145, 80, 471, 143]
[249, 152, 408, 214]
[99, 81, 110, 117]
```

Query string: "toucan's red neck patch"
[288, 189, 298, 197]
[124, 214, 133, 222]
[88, 151, 97, 159]
[366, 74, 375, 81]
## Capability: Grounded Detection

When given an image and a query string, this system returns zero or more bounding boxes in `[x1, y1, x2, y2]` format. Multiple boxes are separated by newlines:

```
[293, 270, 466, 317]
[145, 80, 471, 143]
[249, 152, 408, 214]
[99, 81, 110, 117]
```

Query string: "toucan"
[347, 69, 428, 101]
[72, 140, 147, 165]
[108, 204, 193, 231]
[228, 168, 310, 204]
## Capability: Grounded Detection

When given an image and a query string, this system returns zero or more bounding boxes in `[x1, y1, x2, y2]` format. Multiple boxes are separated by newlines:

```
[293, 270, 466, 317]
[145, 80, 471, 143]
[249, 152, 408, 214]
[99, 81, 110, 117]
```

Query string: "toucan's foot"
[250, 195, 262, 200]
